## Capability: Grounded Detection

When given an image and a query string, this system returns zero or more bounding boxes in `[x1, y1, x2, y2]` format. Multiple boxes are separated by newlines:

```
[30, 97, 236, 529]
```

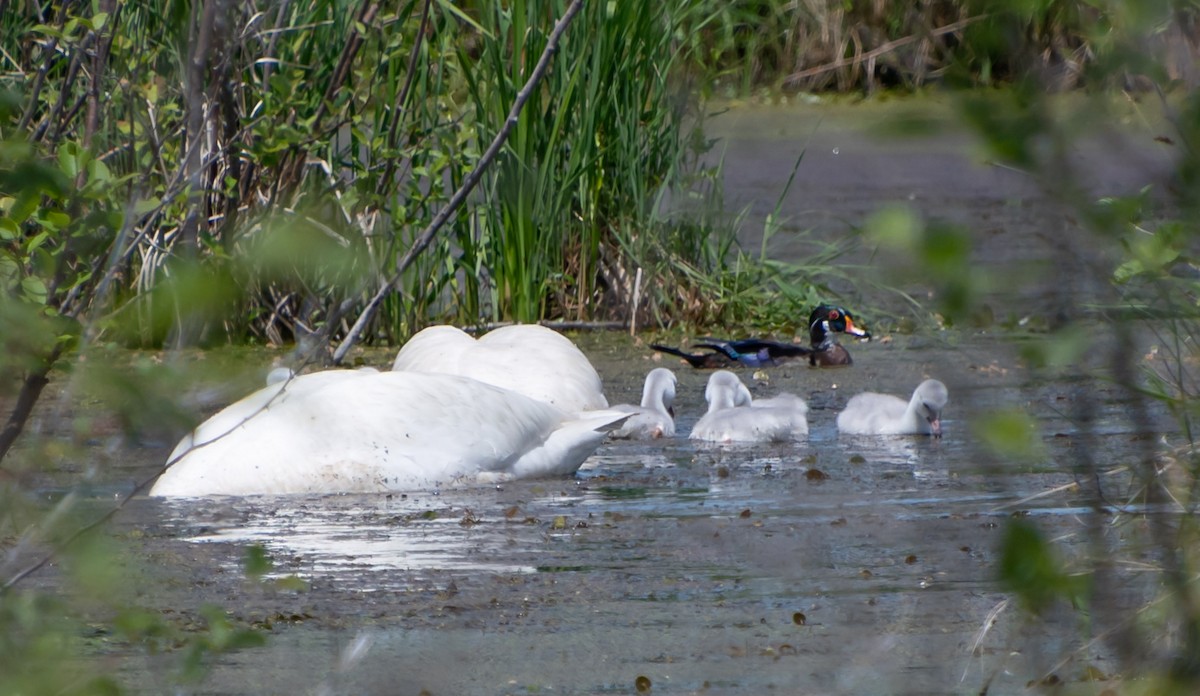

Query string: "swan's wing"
[608, 404, 675, 439]
[169, 370, 372, 459]
[467, 325, 609, 412]
[391, 325, 476, 372]
[506, 408, 630, 478]
[393, 324, 608, 414]
[151, 372, 609, 496]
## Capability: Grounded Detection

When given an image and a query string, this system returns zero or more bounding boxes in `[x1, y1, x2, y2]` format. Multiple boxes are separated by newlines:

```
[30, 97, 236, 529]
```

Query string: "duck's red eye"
[829, 310, 839, 320]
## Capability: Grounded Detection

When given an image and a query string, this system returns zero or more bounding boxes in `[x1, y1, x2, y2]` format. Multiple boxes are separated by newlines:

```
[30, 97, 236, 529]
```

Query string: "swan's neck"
[643, 388, 671, 415]
[903, 391, 927, 431]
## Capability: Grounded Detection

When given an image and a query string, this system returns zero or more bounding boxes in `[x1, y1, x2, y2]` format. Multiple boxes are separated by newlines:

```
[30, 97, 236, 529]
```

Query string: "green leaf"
[58, 142, 85, 179]
[133, 196, 161, 215]
[865, 204, 921, 249]
[20, 276, 48, 303]
[8, 192, 40, 225]
[243, 544, 273, 580]
[974, 409, 1044, 462]
[1018, 326, 1091, 369]
[87, 157, 112, 183]
[25, 230, 51, 251]
[41, 210, 71, 232]
[998, 519, 1088, 614]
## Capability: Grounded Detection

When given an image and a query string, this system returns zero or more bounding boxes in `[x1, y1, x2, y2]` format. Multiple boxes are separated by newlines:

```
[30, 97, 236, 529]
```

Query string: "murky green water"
[12, 99, 1177, 695]
[74, 327, 1159, 696]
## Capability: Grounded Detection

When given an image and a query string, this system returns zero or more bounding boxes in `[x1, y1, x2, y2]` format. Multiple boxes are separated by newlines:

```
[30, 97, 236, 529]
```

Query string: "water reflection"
[156, 494, 542, 578]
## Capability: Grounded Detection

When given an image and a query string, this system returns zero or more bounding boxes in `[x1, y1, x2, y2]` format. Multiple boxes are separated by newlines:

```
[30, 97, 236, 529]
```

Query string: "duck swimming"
[609, 368, 677, 439]
[651, 304, 870, 369]
[149, 370, 628, 497]
[689, 370, 809, 443]
[836, 379, 948, 437]
[392, 324, 608, 414]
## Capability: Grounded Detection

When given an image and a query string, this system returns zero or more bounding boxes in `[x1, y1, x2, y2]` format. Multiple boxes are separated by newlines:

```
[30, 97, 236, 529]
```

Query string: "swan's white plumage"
[836, 379, 948, 436]
[610, 368, 677, 439]
[265, 366, 294, 386]
[392, 324, 608, 414]
[149, 370, 626, 497]
[689, 370, 808, 443]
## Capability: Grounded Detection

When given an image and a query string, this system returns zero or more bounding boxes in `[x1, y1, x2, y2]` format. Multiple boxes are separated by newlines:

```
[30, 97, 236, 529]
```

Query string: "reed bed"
[1, 0, 850, 357]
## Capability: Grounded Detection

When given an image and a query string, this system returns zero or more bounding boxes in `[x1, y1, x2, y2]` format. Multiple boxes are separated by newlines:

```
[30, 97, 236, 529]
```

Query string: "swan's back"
[151, 371, 621, 496]
[392, 324, 608, 413]
[836, 392, 908, 434]
[690, 370, 808, 443]
[690, 406, 808, 443]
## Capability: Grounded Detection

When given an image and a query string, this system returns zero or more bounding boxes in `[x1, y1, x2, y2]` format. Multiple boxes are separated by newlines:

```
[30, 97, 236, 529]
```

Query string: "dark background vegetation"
[3, 0, 1200, 692]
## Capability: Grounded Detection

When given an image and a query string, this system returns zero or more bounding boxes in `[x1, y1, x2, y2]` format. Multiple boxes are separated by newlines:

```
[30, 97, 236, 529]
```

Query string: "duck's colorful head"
[808, 304, 871, 345]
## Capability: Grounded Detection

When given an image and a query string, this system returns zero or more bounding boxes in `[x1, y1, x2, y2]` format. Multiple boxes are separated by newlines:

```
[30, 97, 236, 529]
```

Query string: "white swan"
[149, 370, 627, 497]
[609, 368, 677, 439]
[265, 366, 294, 386]
[392, 324, 608, 414]
[836, 379, 948, 436]
[689, 370, 809, 443]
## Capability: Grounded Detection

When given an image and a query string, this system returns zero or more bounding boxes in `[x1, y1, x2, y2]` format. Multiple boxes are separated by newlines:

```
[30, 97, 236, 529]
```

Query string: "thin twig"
[16, 10, 67, 132]
[331, 0, 586, 365]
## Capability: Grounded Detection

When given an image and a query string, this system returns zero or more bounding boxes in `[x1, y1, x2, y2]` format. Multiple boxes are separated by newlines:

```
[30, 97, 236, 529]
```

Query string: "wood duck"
[649, 338, 810, 368]
[649, 343, 737, 369]
[651, 304, 871, 369]
[692, 338, 811, 367]
[807, 304, 870, 367]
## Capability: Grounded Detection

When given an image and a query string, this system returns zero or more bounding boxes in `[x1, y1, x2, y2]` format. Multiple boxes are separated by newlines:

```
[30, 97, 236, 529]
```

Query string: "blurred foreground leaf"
[999, 519, 1088, 615]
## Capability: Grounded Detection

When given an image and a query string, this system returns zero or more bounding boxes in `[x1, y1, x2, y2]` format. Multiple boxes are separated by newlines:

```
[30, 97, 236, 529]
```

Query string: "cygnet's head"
[915, 379, 949, 436]
[704, 370, 753, 413]
[642, 367, 678, 415]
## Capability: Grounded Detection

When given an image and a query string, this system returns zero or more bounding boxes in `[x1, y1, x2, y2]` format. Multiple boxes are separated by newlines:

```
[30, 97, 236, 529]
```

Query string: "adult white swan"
[149, 370, 627, 497]
[609, 368, 677, 439]
[689, 370, 808, 443]
[836, 379, 948, 436]
[392, 324, 608, 414]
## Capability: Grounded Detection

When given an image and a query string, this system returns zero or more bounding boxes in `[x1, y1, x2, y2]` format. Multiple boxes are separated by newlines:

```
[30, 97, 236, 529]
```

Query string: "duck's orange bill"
[844, 317, 870, 338]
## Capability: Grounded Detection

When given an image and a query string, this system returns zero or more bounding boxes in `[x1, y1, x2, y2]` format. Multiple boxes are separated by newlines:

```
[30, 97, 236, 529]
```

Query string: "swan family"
[151, 312, 948, 497]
